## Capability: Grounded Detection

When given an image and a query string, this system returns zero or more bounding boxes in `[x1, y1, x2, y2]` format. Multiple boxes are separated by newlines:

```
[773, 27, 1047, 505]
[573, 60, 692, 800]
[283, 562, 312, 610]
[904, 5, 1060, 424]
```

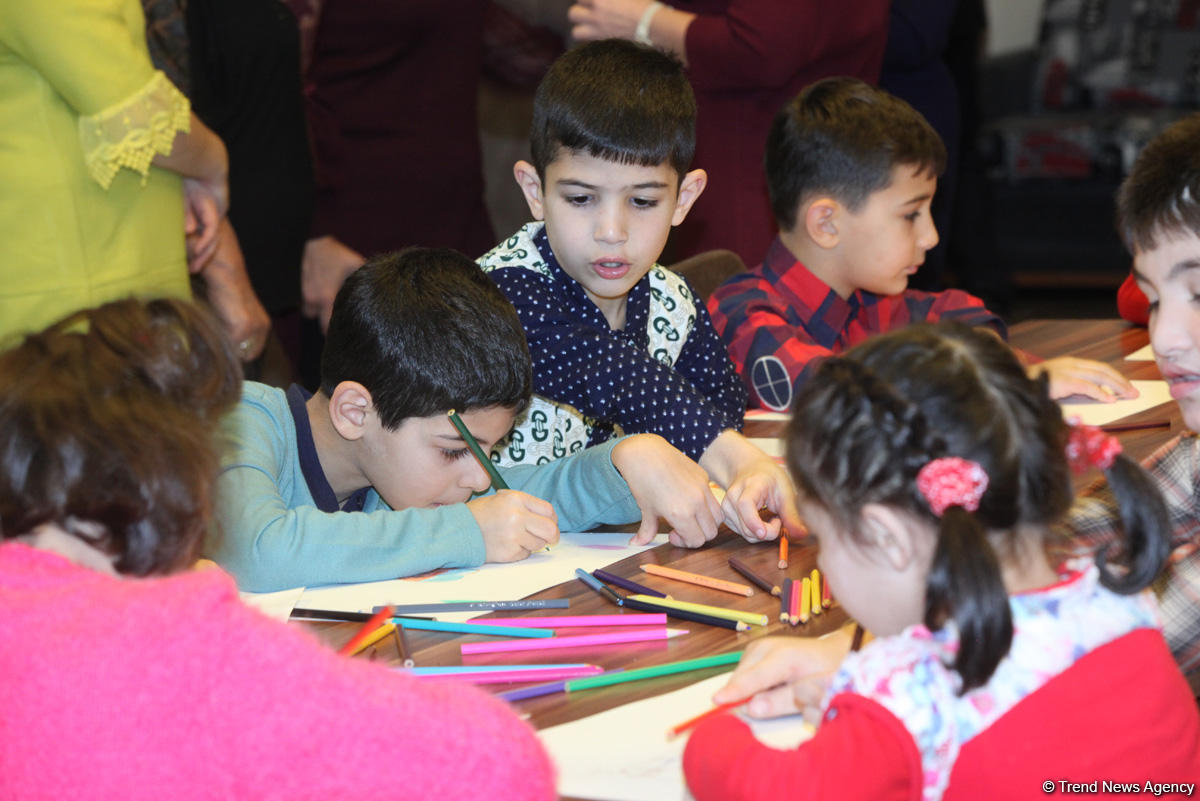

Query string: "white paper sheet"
[540, 673, 814, 801]
[1058, 379, 1172, 426]
[239, 586, 306, 621]
[293, 531, 667, 622]
[1125, 344, 1154, 361]
[748, 437, 785, 459]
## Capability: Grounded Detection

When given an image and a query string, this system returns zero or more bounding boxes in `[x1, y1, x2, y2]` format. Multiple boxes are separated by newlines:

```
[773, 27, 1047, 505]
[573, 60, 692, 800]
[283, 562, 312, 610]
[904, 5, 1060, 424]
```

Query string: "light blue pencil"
[390, 618, 555, 638]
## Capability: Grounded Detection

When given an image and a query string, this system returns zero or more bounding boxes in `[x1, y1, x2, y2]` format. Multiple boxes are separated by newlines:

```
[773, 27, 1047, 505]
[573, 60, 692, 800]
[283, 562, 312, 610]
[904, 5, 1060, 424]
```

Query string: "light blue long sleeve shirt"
[210, 383, 642, 592]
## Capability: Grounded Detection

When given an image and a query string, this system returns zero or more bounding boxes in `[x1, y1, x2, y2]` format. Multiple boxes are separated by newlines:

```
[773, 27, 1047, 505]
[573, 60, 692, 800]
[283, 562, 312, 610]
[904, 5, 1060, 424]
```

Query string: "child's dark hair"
[529, 38, 696, 181]
[1116, 111, 1200, 254]
[0, 298, 242, 575]
[766, 76, 947, 231]
[321, 247, 533, 430]
[786, 321, 1171, 692]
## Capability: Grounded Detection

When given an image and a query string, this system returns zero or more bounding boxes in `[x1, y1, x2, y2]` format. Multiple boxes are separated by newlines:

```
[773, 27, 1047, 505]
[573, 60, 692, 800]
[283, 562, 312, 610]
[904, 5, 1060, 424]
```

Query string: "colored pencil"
[393, 625, 414, 668]
[592, 567, 670, 599]
[778, 534, 789, 569]
[779, 577, 792, 623]
[493, 669, 626, 703]
[337, 605, 395, 656]
[347, 622, 396, 657]
[414, 665, 605, 684]
[728, 556, 780, 596]
[821, 576, 832, 608]
[460, 628, 687, 656]
[564, 650, 743, 692]
[447, 409, 508, 490]
[621, 596, 751, 631]
[668, 698, 749, 739]
[370, 600, 569, 615]
[291, 608, 434, 623]
[810, 569, 822, 617]
[850, 622, 866, 652]
[404, 664, 592, 675]
[1100, 420, 1170, 433]
[574, 567, 624, 606]
[626, 594, 769, 627]
[798, 577, 810, 624]
[475, 614, 667, 628]
[387, 618, 555, 638]
[640, 563, 754, 597]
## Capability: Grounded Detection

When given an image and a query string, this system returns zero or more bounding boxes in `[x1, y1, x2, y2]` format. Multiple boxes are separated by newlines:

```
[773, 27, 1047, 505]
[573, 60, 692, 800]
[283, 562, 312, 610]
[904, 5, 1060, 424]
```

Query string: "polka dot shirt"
[480, 224, 746, 461]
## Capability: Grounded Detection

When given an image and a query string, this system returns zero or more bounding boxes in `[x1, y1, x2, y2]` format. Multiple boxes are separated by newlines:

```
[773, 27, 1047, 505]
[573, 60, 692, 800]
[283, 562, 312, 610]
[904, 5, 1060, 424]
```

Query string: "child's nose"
[919, 216, 939, 251]
[461, 457, 494, 494]
[594, 206, 627, 244]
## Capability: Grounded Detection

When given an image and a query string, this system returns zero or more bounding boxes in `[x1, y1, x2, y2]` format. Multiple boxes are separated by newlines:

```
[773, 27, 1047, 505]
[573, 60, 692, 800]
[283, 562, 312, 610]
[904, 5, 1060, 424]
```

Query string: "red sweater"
[683, 629, 1200, 800]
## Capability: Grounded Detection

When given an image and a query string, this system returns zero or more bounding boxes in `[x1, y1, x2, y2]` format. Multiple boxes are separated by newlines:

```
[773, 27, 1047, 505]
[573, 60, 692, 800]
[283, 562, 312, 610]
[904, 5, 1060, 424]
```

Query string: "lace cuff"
[78, 71, 191, 189]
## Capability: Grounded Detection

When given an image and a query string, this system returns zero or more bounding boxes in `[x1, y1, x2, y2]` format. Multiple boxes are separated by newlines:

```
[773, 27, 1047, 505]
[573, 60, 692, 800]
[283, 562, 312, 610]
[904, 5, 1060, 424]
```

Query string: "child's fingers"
[629, 515, 661, 546]
[744, 685, 803, 719]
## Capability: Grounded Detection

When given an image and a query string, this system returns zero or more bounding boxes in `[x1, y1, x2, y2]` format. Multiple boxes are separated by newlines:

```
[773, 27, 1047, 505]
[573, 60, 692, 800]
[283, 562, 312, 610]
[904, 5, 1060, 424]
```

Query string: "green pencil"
[447, 409, 508, 490]
[564, 650, 743, 692]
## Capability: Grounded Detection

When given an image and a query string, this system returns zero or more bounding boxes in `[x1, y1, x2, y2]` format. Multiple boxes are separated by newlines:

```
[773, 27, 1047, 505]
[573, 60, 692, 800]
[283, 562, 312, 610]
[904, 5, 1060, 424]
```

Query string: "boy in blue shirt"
[479, 39, 797, 545]
[212, 247, 726, 592]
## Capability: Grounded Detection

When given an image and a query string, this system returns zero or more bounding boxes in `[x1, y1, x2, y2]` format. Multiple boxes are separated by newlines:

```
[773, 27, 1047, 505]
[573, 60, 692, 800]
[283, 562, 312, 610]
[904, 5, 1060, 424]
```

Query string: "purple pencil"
[494, 669, 625, 703]
[592, 568, 670, 599]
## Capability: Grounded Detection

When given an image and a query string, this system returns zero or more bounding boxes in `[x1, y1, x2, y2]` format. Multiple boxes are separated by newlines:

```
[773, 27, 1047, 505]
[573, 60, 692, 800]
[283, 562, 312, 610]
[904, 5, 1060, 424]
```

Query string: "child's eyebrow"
[898, 192, 933, 206]
[556, 178, 669, 191]
[1133, 258, 1200, 283]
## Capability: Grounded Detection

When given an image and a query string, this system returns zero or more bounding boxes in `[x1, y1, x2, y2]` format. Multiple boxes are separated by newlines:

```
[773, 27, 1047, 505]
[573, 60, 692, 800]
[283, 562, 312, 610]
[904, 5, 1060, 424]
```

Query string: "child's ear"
[859, 503, 921, 572]
[328, 381, 373, 442]
[671, 169, 708, 226]
[803, 197, 841, 249]
[513, 160, 546, 221]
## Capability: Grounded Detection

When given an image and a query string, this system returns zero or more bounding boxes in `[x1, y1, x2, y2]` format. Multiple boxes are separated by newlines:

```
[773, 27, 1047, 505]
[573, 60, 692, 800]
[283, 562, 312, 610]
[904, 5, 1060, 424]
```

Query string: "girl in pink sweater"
[0, 298, 554, 801]
[683, 321, 1200, 800]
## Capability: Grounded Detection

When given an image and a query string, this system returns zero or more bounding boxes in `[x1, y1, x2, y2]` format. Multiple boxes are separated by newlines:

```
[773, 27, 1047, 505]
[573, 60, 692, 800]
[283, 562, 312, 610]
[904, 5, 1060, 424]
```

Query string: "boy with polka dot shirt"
[478, 39, 798, 546]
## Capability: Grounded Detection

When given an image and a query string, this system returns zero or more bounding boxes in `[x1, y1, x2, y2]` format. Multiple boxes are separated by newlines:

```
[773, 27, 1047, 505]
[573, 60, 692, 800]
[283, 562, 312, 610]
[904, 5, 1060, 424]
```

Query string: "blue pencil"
[391, 618, 555, 638]
[574, 567, 624, 606]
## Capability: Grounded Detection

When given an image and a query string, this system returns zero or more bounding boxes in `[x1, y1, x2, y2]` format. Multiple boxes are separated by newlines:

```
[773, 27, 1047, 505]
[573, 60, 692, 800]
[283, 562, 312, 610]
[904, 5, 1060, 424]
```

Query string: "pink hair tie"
[916, 457, 989, 516]
[1065, 421, 1122, 473]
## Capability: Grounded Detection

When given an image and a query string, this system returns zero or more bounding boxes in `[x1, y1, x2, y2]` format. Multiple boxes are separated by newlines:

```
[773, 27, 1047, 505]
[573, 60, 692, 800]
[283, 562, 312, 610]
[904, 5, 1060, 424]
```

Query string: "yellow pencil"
[640, 563, 754, 597]
[810, 569, 822, 617]
[799, 577, 811, 624]
[626, 594, 769, 627]
[348, 622, 396, 657]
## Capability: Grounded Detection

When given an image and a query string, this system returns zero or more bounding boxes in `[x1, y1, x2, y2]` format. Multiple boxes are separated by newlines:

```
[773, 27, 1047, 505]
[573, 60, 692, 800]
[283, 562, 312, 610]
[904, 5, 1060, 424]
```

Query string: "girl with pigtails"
[683, 321, 1200, 801]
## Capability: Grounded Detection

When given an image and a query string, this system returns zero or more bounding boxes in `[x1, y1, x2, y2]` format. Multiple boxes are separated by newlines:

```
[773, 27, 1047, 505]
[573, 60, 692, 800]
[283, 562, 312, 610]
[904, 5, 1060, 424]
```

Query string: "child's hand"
[712, 626, 855, 723]
[699, 431, 802, 542]
[467, 490, 560, 562]
[611, 433, 723, 548]
[1028, 357, 1138, 402]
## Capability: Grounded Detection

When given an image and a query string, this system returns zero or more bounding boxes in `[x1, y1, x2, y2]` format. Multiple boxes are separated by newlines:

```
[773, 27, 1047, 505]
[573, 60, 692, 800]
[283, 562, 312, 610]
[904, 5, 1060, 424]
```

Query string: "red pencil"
[337, 604, 395, 656]
[668, 698, 749, 739]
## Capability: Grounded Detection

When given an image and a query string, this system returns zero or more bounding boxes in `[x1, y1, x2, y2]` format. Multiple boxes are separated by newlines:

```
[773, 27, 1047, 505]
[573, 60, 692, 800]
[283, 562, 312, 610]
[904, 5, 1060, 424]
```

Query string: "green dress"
[0, 0, 192, 346]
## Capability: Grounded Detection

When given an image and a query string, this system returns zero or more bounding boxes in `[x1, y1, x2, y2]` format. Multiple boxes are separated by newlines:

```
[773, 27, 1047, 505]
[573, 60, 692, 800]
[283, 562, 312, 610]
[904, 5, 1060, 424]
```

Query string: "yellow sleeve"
[0, 0, 190, 188]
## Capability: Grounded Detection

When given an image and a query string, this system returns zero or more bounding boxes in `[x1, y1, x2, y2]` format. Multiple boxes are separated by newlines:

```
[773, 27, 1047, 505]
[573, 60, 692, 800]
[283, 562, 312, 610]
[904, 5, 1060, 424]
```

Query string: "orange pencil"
[346, 622, 396, 657]
[777, 534, 789, 569]
[640, 563, 754, 597]
[337, 604, 395, 656]
[668, 698, 749, 739]
[799, 576, 811, 624]
[810, 569, 822, 617]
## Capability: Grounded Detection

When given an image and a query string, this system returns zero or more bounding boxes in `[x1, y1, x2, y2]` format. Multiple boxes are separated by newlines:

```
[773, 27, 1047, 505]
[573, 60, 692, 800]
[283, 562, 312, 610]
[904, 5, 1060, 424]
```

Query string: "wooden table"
[298, 318, 1178, 734]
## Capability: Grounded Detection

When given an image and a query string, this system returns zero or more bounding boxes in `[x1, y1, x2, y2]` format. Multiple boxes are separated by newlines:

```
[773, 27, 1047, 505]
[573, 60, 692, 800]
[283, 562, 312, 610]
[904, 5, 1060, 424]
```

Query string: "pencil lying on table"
[627, 594, 769, 627]
[338, 605, 395, 656]
[728, 556, 780, 596]
[592, 567, 670, 599]
[460, 628, 688, 655]
[640, 563, 754, 597]
[1099, 420, 1171, 433]
[622, 596, 751, 631]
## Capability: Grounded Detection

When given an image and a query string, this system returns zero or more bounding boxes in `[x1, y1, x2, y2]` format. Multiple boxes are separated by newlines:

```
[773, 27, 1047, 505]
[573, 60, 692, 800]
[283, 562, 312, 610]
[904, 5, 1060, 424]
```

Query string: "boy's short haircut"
[1116, 111, 1200, 254]
[320, 247, 533, 430]
[529, 38, 696, 181]
[765, 76, 947, 231]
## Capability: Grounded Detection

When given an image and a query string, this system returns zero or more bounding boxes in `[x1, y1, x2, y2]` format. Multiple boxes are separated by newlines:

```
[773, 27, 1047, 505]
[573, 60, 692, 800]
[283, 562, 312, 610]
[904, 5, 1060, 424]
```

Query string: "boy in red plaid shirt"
[708, 77, 1134, 412]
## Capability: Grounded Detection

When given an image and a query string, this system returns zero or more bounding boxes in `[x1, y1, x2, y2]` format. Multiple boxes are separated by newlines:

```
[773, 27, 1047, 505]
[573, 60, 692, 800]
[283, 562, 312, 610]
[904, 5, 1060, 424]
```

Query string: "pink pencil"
[474, 614, 666, 628]
[461, 628, 688, 655]
[421, 665, 605, 684]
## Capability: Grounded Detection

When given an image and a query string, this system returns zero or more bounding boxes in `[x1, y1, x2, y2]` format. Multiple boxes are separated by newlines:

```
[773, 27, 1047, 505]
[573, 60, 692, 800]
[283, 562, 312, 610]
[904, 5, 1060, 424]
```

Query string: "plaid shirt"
[707, 237, 1007, 411]
[1065, 431, 1200, 686]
